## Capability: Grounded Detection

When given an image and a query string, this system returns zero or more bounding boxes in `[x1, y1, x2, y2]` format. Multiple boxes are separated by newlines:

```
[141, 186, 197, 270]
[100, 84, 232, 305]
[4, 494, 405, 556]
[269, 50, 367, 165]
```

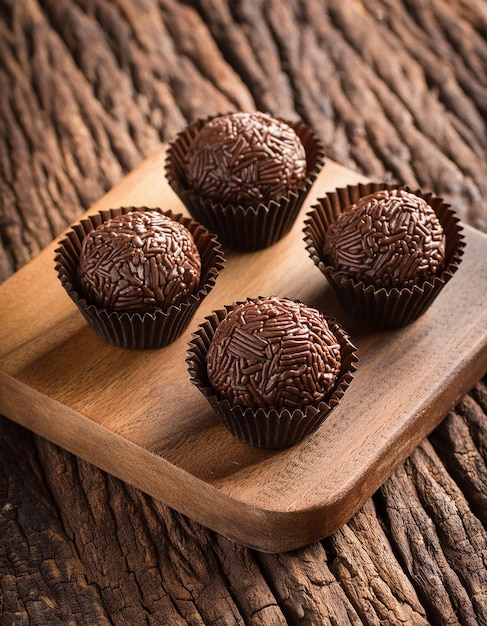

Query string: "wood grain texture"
[2, 153, 486, 552]
[1, 0, 487, 622]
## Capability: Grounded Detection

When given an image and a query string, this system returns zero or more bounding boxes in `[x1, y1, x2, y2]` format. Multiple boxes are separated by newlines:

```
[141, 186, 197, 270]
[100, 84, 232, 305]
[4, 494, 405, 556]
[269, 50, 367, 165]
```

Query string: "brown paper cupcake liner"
[54, 207, 224, 349]
[187, 298, 358, 448]
[303, 182, 465, 329]
[165, 113, 325, 251]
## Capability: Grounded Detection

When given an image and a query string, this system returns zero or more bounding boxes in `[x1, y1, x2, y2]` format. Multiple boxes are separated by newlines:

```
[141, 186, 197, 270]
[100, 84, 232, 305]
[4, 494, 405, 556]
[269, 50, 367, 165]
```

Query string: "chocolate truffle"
[206, 296, 341, 410]
[78, 211, 201, 312]
[184, 112, 307, 205]
[323, 189, 446, 289]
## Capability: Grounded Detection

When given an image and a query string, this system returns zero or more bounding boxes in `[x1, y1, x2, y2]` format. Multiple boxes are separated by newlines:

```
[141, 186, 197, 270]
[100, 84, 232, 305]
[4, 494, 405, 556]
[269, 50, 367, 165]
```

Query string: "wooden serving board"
[1, 147, 487, 553]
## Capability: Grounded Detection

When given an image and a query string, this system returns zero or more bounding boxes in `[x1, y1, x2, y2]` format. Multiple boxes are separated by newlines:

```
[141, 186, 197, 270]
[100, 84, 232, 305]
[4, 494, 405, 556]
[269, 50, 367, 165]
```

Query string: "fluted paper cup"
[303, 183, 465, 329]
[187, 298, 358, 448]
[165, 114, 325, 251]
[55, 207, 224, 349]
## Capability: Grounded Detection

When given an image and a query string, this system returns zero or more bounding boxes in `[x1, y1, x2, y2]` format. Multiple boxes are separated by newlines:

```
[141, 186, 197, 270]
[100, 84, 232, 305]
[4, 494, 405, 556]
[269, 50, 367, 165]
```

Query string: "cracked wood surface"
[1, 1, 487, 624]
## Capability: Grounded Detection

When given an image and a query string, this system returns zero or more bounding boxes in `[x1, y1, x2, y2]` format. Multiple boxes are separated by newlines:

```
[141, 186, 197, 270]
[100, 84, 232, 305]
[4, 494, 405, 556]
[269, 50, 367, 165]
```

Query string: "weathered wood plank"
[1, 0, 487, 623]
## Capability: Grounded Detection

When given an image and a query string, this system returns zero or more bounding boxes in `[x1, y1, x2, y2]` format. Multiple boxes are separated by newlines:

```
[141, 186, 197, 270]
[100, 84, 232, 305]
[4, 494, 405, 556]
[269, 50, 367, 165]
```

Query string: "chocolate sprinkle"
[185, 112, 307, 205]
[206, 297, 341, 410]
[78, 211, 201, 312]
[323, 189, 446, 289]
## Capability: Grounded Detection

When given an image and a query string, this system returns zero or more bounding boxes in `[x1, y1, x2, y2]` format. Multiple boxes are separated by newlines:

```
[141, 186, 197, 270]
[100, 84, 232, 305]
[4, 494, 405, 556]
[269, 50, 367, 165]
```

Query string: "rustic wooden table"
[1, 1, 487, 624]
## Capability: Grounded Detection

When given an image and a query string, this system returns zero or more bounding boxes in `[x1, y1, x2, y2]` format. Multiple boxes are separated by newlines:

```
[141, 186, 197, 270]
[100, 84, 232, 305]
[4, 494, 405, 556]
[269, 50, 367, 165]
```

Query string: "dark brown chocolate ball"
[323, 189, 446, 289]
[185, 112, 307, 205]
[78, 211, 201, 312]
[206, 297, 341, 410]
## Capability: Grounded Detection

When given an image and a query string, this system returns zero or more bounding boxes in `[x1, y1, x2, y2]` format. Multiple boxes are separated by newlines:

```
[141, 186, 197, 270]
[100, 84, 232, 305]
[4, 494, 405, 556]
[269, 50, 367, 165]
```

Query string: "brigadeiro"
[78, 211, 201, 313]
[55, 207, 224, 349]
[187, 296, 358, 448]
[165, 112, 325, 251]
[185, 113, 307, 205]
[304, 183, 465, 329]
